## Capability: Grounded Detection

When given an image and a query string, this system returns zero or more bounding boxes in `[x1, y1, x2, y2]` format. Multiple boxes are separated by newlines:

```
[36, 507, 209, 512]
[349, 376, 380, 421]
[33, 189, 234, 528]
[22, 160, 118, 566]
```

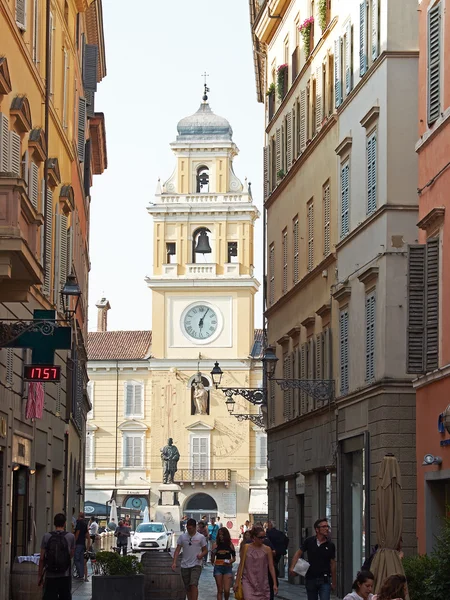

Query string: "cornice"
[300, 316, 315, 329]
[276, 334, 290, 346]
[316, 303, 331, 319]
[360, 105, 380, 130]
[357, 266, 379, 289]
[332, 285, 351, 304]
[417, 207, 445, 233]
[335, 136, 353, 157]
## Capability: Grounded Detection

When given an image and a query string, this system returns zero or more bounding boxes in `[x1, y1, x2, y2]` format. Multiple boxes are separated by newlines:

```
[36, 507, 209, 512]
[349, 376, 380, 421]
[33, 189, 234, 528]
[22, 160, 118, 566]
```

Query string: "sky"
[87, 0, 265, 332]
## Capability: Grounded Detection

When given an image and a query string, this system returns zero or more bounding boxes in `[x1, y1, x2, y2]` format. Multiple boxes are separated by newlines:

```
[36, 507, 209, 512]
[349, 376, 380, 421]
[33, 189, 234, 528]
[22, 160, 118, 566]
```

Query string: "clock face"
[182, 303, 220, 343]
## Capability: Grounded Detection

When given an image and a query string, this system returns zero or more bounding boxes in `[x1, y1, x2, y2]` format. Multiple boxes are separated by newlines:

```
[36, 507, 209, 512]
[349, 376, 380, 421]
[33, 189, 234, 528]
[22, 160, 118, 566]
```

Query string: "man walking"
[172, 518, 207, 600]
[289, 518, 336, 600]
[74, 512, 90, 579]
[114, 520, 130, 555]
[207, 516, 219, 562]
[88, 517, 98, 550]
[38, 513, 75, 599]
[266, 520, 289, 579]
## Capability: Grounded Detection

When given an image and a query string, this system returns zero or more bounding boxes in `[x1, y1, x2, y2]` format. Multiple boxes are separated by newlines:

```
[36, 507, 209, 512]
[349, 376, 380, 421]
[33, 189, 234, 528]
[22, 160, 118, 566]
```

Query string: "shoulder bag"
[235, 544, 248, 600]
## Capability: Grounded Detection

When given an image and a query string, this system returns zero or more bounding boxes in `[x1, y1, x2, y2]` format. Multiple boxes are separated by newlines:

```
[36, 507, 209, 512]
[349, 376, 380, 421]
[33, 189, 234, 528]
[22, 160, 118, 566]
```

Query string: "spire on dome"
[201, 71, 210, 103]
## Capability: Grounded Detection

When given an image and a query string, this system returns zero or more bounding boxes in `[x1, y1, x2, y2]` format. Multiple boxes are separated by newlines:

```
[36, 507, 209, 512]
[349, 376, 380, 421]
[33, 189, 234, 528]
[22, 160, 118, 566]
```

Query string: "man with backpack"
[38, 513, 75, 599]
[266, 520, 289, 580]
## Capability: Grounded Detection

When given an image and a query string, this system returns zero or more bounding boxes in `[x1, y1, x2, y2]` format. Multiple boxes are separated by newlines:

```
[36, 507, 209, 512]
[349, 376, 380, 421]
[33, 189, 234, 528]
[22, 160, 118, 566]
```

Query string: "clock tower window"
[166, 242, 176, 264]
[227, 242, 238, 263]
[196, 166, 209, 193]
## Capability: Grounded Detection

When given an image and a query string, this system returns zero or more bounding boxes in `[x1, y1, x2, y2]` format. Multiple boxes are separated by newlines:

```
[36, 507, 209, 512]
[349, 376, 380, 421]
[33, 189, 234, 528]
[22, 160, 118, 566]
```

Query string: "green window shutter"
[275, 128, 281, 175]
[43, 188, 53, 297]
[9, 131, 21, 175]
[263, 145, 269, 200]
[300, 89, 306, 150]
[334, 38, 342, 107]
[339, 310, 349, 394]
[340, 161, 350, 238]
[427, 3, 441, 125]
[359, 1, 367, 76]
[406, 245, 426, 373]
[77, 97, 86, 162]
[365, 292, 376, 381]
[371, 0, 379, 60]
[367, 131, 377, 214]
[286, 111, 292, 170]
[425, 238, 439, 371]
[345, 21, 352, 94]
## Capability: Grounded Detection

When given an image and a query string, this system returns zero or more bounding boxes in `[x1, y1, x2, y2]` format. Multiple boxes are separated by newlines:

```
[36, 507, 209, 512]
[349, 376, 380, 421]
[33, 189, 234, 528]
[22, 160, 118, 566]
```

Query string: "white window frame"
[86, 429, 95, 469]
[189, 433, 210, 472]
[124, 380, 144, 419]
[123, 432, 145, 468]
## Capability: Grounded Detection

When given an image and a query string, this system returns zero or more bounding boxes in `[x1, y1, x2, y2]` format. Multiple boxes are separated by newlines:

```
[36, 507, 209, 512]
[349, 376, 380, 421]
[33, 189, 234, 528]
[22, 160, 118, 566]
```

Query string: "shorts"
[181, 566, 202, 588]
[214, 565, 233, 576]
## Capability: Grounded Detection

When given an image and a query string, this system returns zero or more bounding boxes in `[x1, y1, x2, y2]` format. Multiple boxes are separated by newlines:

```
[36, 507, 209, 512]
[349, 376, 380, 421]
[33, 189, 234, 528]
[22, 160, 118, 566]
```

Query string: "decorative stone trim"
[417, 207, 445, 234]
[316, 303, 331, 319]
[28, 128, 47, 162]
[0, 57, 12, 95]
[332, 285, 351, 305]
[10, 95, 32, 132]
[47, 158, 61, 188]
[335, 136, 352, 157]
[360, 105, 380, 130]
[276, 334, 290, 347]
[357, 266, 379, 289]
[287, 326, 301, 339]
[59, 185, 74, 215]
[300, 316, 315, 329]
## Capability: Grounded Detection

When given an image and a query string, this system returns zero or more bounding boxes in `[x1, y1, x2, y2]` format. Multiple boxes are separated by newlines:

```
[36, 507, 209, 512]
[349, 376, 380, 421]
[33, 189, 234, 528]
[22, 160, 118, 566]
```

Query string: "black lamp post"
[60, 273, 82, 319]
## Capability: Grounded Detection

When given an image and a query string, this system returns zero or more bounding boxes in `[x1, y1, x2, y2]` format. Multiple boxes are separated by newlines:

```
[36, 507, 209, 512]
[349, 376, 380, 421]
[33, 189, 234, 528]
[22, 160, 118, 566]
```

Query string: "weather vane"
[202, 71, 210, 102]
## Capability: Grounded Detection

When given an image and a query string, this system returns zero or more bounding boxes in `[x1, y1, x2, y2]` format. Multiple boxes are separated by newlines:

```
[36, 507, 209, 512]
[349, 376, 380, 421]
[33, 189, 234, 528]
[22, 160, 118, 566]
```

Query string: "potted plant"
[318, 0, 327, 32]
[266, 82, 276, 97]
[277, 169, 285, 181]
[92, 551, 144, 600]
[276, 64, 288, 101]
[298, 16, 314, 58]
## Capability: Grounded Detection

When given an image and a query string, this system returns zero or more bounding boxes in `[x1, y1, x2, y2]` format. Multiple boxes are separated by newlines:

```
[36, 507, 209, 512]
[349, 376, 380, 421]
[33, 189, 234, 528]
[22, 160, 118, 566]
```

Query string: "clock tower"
[145, 92, 266, 533]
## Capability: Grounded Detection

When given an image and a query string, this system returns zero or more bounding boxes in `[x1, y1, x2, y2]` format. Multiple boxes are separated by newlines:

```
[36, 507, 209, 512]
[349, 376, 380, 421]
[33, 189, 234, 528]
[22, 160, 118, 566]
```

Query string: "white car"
[131, 522, 172, 552]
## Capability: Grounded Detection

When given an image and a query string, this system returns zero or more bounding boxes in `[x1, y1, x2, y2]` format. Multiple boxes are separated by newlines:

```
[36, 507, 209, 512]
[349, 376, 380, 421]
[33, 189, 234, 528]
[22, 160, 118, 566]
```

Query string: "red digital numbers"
[24, 365, 61, 382]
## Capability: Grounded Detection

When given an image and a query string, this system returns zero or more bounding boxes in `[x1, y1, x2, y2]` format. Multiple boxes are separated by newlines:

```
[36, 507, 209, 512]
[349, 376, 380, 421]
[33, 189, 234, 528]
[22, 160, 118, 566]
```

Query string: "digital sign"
[23, 365, 61, 382]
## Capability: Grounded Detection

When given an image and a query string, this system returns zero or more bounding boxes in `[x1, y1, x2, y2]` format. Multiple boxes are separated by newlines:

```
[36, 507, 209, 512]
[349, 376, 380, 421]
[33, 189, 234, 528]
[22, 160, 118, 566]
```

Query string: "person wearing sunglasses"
[289, 518, 336, 600]
[172, 518, 208, 600]
[234, 526, 278, 599]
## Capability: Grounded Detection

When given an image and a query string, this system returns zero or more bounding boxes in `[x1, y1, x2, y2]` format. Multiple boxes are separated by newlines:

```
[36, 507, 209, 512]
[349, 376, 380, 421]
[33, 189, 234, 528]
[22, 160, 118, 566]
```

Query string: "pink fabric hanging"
[26, 382, 45, 419]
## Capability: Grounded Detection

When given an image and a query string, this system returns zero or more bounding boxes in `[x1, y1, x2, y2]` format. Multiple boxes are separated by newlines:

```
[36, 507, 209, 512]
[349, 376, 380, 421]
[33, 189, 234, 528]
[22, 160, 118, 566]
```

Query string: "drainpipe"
[114, 360, 119, 490]
[43, 0, 51, 279]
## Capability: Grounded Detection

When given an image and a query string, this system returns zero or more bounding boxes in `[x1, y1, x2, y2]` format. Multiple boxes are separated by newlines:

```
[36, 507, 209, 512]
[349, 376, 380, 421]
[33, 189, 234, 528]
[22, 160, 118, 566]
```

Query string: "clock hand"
[198, 308, 210, 329]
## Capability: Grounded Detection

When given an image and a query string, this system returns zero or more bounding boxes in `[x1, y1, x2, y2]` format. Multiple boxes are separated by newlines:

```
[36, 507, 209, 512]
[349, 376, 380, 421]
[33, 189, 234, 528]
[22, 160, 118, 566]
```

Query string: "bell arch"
[196, 165, 209, 193]
[192, 227, 212, 263]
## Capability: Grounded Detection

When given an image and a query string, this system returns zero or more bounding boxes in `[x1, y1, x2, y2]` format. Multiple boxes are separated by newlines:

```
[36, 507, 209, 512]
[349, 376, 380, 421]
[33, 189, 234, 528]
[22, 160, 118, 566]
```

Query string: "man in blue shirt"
[207, 517, 219, 562]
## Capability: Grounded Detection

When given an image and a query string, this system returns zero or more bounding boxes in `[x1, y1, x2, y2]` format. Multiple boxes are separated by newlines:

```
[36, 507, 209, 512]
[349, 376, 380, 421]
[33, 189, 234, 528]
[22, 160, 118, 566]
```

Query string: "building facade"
[0, 0, 106, 595]
[409, 0, 450, 555]
[249, 0, 419, 593]
[86, 97, 266, 539]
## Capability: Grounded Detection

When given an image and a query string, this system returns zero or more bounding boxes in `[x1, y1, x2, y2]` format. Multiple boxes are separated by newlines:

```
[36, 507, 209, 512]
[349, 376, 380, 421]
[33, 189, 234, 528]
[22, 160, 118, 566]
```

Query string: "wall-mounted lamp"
[12, 464, 20, 471]
[29, 469, 36, 475]
[423, 454, 442, 466]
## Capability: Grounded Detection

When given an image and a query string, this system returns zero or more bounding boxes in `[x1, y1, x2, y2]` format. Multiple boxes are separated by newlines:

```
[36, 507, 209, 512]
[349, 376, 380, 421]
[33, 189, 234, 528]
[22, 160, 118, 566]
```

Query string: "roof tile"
[88, 331, 152, 360]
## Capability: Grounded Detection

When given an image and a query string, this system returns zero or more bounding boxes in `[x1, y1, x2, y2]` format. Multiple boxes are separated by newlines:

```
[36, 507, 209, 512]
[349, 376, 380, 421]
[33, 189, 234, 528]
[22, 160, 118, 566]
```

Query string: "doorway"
[11, 466, 29, 562]
[184, 493, 218, 522]
[425, 477, 450, 553]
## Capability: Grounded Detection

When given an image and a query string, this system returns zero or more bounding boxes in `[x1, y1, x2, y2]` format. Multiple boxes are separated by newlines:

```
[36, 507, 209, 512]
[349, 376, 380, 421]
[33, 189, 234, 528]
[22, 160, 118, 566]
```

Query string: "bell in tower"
[194, 228, 212, 255]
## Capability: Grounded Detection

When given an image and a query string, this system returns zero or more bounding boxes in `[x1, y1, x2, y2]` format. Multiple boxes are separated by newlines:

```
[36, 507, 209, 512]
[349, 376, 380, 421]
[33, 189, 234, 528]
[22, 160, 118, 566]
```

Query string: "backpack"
[45, 532, 71, 574]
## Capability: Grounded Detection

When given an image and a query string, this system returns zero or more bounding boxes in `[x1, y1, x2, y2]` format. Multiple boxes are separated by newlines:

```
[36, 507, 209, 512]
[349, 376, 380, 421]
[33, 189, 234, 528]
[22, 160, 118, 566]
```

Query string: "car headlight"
[157, 535, 166, 541]
[133, 537, 140, 543]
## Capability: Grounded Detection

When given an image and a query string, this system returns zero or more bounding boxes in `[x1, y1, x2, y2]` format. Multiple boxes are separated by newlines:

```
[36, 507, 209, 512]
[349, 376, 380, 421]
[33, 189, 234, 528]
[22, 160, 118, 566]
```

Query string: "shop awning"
[84, 490, 113, 505]
[248, 488, 268, 514]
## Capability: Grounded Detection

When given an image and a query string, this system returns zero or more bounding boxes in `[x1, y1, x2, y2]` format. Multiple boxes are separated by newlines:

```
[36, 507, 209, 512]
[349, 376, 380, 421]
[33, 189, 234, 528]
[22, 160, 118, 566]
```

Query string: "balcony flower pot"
[299, 17, 314, 57]
[92, 552, 144, 600]
[318, 0, 327, 32]
[276, 64, 288, 101]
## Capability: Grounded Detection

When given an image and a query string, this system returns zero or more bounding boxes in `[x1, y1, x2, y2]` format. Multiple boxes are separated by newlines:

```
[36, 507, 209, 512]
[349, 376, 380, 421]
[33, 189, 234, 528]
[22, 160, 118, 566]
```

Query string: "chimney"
[96, 297, 111, 332]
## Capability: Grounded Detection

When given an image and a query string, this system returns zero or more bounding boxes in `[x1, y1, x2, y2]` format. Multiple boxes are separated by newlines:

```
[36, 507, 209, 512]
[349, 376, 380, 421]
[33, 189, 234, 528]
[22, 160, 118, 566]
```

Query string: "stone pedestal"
[155, 484, 182, 534]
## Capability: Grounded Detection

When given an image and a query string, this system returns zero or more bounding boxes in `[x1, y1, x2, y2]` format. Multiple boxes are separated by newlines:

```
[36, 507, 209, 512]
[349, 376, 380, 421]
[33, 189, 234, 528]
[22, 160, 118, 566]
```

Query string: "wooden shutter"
[365, 293, 376, 380]
[77, 97, 86, 162]
[6, 349, 14, 386]
[43, 188, 53, 296]
[67, 225, 73, 276]
[55, 214, 68, 308]
[0, 113, 9, 172]
[425, 238, 439, 371]
[334, 38, 342, 107]
[316, 333, 323, 380]
[83, 44, 98, 91]
[367, 132, 377, 214]
[263, 145, 269, 200]
[300, 344, 307, 414]
[134, 436, 143, 467]
[286, 111, 292, 169]
[275, 128, 281, 175]
[345, 21, 352, 94]
[339, 310, 349, 394]
[86, 432, 93, 468]
[308, 338, 315, 411]
[62, 49, 69, 128]
[371, 0, 379, 61]
[300, 89, 306, 150]
[307, 201, 314, 271]
[316, 66, 322, 131]
[293, 218, 299, 283]
[32, 0, 39, 63]
[323, 183, 330, 256]
[269, 379, 276, 426]
[259, 435, 267, 468]
[323, 327, 331, 380]
[360, 2, 367, 76]
[134, 383, 144, 416]
[124, 436, 132, 467]
[16, 0, 27, 30]
[22, 149, 29, 185]
[269, 244, 275, 305]
[84, 139, 91, 196]
[427, 3, 441, 125]
[340, 161, 349, 238]
[125, 382, 134, 416]
[9, 131, 21, 176]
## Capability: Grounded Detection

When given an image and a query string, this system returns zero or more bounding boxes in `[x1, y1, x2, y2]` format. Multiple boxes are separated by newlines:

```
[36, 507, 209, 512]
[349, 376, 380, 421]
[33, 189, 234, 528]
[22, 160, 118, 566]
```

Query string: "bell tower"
[146, 91, 260, 361]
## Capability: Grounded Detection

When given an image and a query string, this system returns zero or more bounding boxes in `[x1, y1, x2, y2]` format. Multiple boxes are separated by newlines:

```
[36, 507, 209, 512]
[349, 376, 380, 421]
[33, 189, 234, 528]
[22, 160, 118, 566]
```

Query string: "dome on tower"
[176, 102, 233, 142]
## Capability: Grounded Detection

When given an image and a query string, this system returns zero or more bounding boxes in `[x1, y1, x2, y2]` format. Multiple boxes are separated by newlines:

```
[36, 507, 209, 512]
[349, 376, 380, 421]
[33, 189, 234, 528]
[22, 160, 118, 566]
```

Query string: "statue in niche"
[191, 377, 210, 415]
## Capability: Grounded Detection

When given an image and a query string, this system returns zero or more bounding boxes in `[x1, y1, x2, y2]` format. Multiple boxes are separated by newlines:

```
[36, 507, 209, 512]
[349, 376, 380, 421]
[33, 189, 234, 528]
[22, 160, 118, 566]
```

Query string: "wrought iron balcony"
[177, 469, 231, 483]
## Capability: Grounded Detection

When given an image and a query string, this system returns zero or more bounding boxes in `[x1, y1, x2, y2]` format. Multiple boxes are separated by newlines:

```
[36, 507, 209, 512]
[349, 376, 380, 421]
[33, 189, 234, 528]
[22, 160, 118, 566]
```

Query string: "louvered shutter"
[49, 12, 53, 93]
[300, 344, 307, 414]
[427, 4, 441, 125]
[316, 66, 322, 131]
[323, 327, 331, 380]
[9, 131, 21, 175]
[43, 188, 53, 296]
[56, 214, 68, 308]
[84, 139, 91, 196]
[293, 218, 299, 283]
[30, 164, 40, 211]
[6, 349, 14, 386]
[316, 333, 323, 380]
[124, 436, 132, 467]
[340, 162, 349, 238]
[0, 113, 9, 172]
[125, 382, 134, 416]
[339, 310, 349, 394]
[62, 49, 69, 128]
[365, 293, 376, 381]
[425, 238, 439, 372]
[32, 0, 39, 63]
[269, 379, 276, 426]
[345, 21, 352, 94]
[83, 44, 98, 91]
[269, 244, 275, 305]
[275, 128, 281, 175]
[323, 184, 330, 256]
[367, 132, 377, 214]
[286, 111, 292, 169]
[134, 436, 143, 467]
[263, 146, 269, 200]
[259, 435, 267, 468]
[360, 2, 367, 76]
[16, 0, 26, 30]
[67, 225, 73, 276]
[334, 38, 342, 107]
[307, 202, 314, 271]
[77, 98, 86, 162]
[134, 383, 144, 416]
[22, 150, 29, 185]
[372, 0, 379, 61]
[86, 432, 93, 468]
[300, 89, 306, 150]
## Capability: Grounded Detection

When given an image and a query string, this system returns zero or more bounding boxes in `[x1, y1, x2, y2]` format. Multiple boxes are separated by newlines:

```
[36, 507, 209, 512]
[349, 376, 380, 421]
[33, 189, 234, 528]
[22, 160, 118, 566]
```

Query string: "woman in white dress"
[343, 571, 375, 600]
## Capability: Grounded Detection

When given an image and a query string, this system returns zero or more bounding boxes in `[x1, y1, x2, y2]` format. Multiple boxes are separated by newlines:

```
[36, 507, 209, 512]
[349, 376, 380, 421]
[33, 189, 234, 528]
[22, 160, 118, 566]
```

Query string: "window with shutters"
[16, 0, 27, 30]
[269, 243, 275, 305]
[427, 3, 441, 126]
[300, 89, 306, 151]
[9, 131, 21, 176]
[87, 381, 94, 419]
[340, 160, 350, 238]
[6, 349, 14, 387]
[62, 49, 69, 129]
[316, 332, 324, 381]
[293, 217, 299, 284]
[312, 77, 317, 137]
[124, 381, 144, 418]
[365, 292, 376, 381]
[323, 182, 331, 256]
[32, 0, 39, 64]
[263, 146, 270, 201]
[271, 137, 276, 190]
[315, 65, 324, 133]
[0, 113, 10, 173]
[282, 229, 288, 294]
[49, 12, 54, 94]
[29, 162, 39, 209]
[367, 131, 377, 215]
[256, 433, 267, 469]
[190, 435, 210, 471]
[307, 200, 314, 271]
[286, 112, 292, 170]
[123, 433, 144, 468]
[334, 38, 342, 108]
[339, 309, 349, 394]
[343, 21, 353, 98]
[43, 188, 53, 296]
[54, 214, 68, 308]
[283, 353, 292, 421]
[77, 97, 86, 162]
[86, 431, 95, 469]
[360, 0, 379, 75]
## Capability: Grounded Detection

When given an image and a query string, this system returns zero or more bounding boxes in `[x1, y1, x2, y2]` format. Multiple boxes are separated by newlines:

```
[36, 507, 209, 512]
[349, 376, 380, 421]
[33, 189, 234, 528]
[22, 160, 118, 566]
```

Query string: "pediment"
[60, 184, 75, 214]
[29, 128, 47, 162]
[186, 421, 214, 431]
[47, 158, 61, 187]
[11, 95, 32, 132]
[0, 57, 12, 95]
[118, 420, 148, 431]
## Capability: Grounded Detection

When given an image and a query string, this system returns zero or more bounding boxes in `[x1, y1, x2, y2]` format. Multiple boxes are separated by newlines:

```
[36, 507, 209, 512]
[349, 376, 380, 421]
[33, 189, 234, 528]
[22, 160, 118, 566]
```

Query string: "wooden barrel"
[141, 552, 185, 600]
[11, 560, 41, 600]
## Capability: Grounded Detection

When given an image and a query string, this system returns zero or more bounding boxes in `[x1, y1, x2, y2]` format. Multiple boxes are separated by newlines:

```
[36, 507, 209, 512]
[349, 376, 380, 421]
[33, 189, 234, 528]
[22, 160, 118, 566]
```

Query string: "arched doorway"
[184, 493, 217, 522]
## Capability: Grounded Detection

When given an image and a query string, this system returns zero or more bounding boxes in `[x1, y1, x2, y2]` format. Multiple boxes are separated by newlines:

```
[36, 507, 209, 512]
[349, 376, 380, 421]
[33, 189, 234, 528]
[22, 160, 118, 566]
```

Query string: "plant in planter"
[277, 169, 285, 181]
[298, 16, 314, 58]
[92, 551, 144, 600]
[318, 0, 327, 32]
[276, 64, 288, 101]
[266, 82, 276, 97]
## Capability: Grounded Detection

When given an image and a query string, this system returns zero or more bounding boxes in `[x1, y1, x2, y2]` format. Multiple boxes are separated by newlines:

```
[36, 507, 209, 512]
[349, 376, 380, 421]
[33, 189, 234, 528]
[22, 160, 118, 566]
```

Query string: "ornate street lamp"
[60, 273, 82, 319]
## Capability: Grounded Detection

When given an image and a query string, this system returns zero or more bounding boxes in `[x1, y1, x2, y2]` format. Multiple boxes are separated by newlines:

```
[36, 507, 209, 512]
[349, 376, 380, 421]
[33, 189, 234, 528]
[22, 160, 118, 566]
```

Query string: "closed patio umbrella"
[371, 454, 406, 595]
[109, 499, 118, 524]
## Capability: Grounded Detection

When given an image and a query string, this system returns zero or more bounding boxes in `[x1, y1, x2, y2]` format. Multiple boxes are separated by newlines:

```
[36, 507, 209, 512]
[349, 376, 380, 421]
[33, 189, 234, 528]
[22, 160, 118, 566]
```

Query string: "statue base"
[157, 483, 181, 507]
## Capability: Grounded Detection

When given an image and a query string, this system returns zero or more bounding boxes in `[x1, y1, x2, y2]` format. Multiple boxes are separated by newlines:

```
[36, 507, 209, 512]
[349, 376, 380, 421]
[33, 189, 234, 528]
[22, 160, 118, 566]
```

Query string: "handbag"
[293, 557, 310, 576]
[235, 544, 248, 600]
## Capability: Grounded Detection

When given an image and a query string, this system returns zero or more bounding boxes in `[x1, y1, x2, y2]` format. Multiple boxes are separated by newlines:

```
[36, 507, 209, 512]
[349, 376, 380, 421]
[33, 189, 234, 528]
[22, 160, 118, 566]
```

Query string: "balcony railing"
[154, 194, 249, 205]
[177, 469, 231, 483]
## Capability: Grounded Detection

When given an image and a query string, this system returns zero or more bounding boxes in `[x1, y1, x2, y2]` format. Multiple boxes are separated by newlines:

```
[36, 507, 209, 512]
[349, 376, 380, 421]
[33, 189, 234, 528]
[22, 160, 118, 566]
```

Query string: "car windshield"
[136, 524, 164, 533]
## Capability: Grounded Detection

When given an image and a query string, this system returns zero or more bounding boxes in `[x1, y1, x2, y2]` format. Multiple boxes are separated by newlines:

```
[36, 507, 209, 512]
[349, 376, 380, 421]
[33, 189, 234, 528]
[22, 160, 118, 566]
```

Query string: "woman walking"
[343, 571, 375, 600]
[373, 574, 407, 600]
[234, 526, 278, 600]
[211, 527, 236, 600]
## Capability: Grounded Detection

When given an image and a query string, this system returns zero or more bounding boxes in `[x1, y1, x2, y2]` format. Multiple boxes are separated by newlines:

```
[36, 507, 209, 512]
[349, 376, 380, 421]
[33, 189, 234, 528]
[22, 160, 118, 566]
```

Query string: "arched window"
[196, 166, 209, 193]
[192, 227, 212, 263]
